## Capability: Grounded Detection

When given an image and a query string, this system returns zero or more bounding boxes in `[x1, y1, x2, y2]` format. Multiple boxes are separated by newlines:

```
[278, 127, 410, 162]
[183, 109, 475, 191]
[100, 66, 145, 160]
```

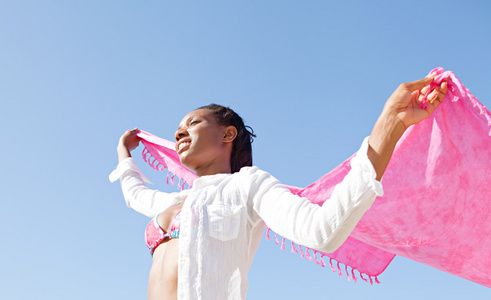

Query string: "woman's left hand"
[384, 74, 449, 130]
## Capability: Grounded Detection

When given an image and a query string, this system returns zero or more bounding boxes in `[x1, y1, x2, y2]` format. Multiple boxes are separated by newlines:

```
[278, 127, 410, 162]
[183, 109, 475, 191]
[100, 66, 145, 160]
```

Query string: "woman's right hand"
[117, 128, 141, 161]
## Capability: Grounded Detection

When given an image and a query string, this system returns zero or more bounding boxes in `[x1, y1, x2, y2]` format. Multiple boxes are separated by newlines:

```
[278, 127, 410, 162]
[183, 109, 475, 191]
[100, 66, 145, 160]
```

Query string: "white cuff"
[108, 157, 153, 184]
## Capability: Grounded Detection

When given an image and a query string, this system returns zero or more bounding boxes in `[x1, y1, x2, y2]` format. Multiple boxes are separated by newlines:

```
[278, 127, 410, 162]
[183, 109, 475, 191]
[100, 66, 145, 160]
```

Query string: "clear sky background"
[1, 1, 491, 299]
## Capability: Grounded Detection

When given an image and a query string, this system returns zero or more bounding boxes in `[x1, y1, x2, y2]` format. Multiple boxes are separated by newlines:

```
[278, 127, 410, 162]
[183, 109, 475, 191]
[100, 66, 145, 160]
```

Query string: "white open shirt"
[109, 137, 383, 300]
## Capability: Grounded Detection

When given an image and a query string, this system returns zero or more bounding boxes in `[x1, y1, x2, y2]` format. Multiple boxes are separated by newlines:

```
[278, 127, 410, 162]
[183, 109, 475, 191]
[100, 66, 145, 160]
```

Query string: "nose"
[175, 128, 188, 142]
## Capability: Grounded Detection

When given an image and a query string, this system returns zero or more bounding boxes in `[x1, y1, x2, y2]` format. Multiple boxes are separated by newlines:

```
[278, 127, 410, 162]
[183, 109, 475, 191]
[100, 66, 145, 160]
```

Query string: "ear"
[222, 125, 238, 144]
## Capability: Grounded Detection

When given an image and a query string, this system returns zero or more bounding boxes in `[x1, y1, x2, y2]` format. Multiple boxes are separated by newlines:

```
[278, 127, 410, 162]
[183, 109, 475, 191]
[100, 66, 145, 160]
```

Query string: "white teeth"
[178, 142, 190, 151]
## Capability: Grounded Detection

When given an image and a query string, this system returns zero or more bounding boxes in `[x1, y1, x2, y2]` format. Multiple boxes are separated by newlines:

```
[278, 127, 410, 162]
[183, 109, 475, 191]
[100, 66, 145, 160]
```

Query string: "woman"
[110, 74, 448, 299]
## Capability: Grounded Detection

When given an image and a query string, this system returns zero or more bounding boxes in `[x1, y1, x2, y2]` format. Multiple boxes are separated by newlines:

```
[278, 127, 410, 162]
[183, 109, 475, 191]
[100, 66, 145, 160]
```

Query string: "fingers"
[120, 127, 141, 143]
[427, 86, 441, 102]
[421, 84, 430, 95]
[426, 78, 449, 112]
[402, 73, 436, 91]
[416, 75, 448, 105]
[430, 79, 448, 104]
[124, 128, 140, 139]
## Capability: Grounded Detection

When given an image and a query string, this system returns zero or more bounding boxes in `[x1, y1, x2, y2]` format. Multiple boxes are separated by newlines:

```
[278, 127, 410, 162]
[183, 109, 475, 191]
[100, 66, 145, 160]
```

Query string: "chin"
[178, 154, 198, 172]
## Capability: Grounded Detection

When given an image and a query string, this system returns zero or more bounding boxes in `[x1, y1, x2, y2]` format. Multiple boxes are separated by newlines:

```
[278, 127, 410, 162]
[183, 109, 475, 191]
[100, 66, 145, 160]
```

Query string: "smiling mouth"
[177, 142, 191, 153]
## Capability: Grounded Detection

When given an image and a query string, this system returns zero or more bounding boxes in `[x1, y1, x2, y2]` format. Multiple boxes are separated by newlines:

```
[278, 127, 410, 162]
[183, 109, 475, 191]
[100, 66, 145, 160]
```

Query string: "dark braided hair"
[198, 104, 256, 173]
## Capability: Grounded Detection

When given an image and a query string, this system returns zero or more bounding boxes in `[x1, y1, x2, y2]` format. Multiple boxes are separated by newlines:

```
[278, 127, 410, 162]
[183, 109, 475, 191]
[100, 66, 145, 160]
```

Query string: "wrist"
[368, 112, 406, 181]
[117, 142, 128, 151]
[117, 144, 132, 162]
[376, 109, 406, 138]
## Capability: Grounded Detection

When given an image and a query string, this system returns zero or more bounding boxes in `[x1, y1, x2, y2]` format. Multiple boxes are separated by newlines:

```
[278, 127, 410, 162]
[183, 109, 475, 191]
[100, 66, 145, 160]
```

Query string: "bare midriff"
[148, 201, 184, 300]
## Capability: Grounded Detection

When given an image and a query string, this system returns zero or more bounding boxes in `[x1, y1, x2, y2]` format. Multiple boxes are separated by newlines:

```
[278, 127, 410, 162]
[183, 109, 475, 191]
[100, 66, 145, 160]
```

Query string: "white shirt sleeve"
[248, 137, 383, 253]
[109, 157, 186, 218]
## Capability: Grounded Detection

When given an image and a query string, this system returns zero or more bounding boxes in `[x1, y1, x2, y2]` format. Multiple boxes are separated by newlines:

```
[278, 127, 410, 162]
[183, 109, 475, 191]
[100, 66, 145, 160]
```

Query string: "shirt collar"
[192, 173, 232, 189]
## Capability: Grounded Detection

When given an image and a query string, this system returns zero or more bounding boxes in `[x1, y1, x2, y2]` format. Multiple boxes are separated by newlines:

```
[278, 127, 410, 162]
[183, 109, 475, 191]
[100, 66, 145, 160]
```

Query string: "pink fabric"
[135, 67, 491, 287]
[138, 130, 196, 189]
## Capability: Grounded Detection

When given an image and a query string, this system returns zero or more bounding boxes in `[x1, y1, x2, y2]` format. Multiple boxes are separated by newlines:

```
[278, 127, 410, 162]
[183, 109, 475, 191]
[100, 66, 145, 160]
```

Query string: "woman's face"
[175, 109, 229, 172]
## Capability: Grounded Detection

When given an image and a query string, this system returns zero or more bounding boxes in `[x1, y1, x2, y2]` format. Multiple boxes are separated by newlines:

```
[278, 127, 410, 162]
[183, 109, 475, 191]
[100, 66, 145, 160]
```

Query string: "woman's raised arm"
[111, 128, 185, 218]
[368, 74, 448, 181]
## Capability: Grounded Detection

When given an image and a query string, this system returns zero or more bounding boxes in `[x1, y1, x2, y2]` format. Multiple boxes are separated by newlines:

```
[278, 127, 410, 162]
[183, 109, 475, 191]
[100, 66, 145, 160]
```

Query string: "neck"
[194, 159, 232, 178]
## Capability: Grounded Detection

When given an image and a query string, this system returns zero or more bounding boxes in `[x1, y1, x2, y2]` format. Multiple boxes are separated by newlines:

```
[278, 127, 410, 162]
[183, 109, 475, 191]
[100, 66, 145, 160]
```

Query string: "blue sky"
[1, 1, 491, 299]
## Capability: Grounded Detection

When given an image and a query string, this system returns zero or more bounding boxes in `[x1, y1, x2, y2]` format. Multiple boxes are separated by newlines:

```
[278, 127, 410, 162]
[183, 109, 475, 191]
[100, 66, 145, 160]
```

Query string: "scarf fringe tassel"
[265, 228, 380, 285]
[142, 147, 190, 190]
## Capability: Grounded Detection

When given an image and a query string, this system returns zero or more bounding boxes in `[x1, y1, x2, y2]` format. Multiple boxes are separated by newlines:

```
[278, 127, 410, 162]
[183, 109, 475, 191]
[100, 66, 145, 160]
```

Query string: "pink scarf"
[136, 67, 491, 287]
